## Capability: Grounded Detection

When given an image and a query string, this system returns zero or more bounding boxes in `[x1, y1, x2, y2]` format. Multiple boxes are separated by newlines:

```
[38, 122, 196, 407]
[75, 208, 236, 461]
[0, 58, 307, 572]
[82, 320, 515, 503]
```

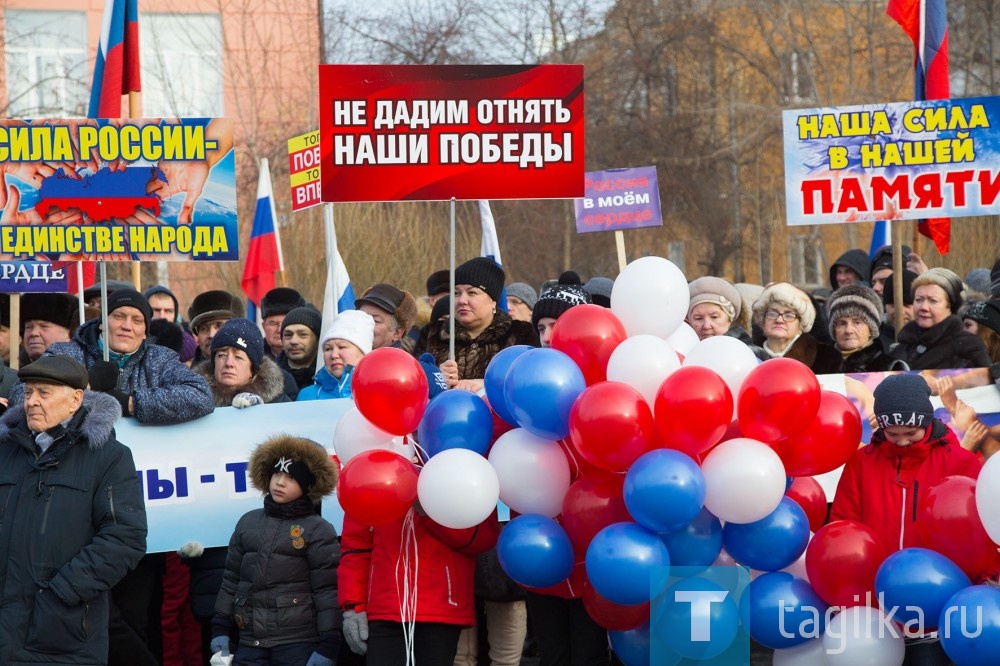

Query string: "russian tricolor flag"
[88, 0, 141, 118]
[241, 159, 284, 321]
[887, 0, 951, 254]
[317, 205, 356, 370]
[479, 200, 508, 312]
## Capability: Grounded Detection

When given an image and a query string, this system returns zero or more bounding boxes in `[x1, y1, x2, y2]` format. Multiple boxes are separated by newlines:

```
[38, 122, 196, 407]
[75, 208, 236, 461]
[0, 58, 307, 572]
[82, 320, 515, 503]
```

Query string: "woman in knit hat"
[890, 267, 991, 369]
[825, 284, 908, 373]
[193, 318, 292, 407]
[532, 271, 591, 347]
[961, 298, 1000, 362]
[751, 282, 840, 372]
[831, 373, 989, 664]
[298, 310, 376, 401]
[424, 256, 538, 392]
[686, 276, 757, 348]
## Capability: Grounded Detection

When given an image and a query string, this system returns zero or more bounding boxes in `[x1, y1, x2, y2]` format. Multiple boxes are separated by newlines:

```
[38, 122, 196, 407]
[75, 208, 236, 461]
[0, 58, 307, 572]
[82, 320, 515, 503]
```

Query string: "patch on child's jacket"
[290, 524, 305, 550]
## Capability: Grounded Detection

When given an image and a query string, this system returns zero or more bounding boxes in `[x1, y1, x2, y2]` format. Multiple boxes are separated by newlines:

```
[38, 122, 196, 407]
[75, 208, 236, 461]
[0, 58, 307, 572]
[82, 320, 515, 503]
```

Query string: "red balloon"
[561, 473, 632, 556]
[774, 391, 863, 476]
[806, 520, 887, 608]
[550, 304, 627, 385]
[581, 580, 650, 631]
[654, 366, 733, 456]
[785, 476, 828, 533]
[737, 358, 821, 443]
[918, 476, 1000, 582]
[337, 450, 419, 526]
[568, 382, 656, 472]
[353, 347, 429, 435]
[557, 438, 608, 481]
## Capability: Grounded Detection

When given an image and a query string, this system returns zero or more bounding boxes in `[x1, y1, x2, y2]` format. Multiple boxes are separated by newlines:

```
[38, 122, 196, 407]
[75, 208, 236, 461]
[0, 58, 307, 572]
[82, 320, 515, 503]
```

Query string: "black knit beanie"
[454, 257, 505, 302]
[280, 306, 322, 338]
[107, 288, 153, 328]
[873, 374, 933, 430]
[272, 455, 316, 494]
[531, 271, 592, 329]
[962, 299, 1000, 336]
[882, 270, 918, 307]
[211, 318, 265, 371]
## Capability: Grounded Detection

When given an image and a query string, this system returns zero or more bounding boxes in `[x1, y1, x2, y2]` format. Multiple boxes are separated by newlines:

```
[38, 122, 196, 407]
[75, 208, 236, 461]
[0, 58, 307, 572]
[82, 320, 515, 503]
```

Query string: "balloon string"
[412, 439, 429, 464]
[395, 509, 419, 666]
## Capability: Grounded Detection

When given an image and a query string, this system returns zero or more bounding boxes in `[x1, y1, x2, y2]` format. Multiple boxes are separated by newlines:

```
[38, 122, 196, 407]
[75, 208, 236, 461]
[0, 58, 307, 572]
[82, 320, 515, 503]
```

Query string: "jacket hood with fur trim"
[248, 434, 338, 503]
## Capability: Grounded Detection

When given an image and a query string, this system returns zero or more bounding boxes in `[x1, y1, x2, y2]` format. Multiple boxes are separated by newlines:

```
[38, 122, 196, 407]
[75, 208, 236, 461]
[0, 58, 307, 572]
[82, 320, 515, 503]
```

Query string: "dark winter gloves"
[87, 360, 132, 415]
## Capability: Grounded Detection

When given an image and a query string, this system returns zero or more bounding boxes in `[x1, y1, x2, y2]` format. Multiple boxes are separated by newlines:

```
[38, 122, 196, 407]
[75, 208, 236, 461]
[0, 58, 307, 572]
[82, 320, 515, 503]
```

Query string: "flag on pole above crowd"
[89, 0, 141, 118]
[241, 158, 285, 322]
[888, 0, 951, 254]
[869, 220, 892, 258]
[479, 200, 508, 312]
[317, 205, 356, 371]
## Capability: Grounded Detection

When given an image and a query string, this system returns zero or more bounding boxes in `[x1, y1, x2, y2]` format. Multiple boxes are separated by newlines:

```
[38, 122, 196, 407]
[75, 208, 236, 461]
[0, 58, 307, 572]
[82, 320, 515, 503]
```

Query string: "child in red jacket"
[831, 372, 982, 665]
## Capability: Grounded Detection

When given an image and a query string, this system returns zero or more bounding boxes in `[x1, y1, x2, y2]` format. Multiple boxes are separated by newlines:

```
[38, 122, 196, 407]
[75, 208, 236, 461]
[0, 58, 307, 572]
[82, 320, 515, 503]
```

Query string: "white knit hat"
[321, 310, 375, 355]
[752, 282, 816, 332]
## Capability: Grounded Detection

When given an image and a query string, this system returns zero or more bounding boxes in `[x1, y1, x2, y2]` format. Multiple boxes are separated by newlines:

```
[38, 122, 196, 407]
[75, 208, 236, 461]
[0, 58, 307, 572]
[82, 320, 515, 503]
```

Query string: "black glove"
[87, 360, 131, 415]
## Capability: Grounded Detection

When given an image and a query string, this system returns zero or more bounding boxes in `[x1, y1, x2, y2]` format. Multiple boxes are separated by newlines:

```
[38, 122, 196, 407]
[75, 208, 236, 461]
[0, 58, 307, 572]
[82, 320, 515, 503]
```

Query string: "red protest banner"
[318, 65, 584, 202]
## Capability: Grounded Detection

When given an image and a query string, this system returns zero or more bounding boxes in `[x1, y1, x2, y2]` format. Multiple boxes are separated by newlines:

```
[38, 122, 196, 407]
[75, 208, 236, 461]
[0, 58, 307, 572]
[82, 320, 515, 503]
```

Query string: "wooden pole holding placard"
[10, 294, 19, 370]
[892, 220, 905, 334]
[615, 230, 627, 273]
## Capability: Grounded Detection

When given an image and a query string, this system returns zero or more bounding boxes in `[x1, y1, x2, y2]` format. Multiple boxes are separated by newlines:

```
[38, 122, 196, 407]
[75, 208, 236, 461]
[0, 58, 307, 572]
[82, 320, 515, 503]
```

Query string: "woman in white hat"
[297, 310, 375, 401]
[752, 282, 840, 373]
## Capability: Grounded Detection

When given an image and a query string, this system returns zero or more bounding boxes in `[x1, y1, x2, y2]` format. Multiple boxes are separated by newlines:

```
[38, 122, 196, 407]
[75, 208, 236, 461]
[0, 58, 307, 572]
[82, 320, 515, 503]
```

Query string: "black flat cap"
[18, 356, 89, 390]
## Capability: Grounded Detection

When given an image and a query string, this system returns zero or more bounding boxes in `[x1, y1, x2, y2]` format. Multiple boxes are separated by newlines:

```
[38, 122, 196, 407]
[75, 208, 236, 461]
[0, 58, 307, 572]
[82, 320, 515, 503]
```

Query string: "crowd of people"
[0, 245, 998, 665]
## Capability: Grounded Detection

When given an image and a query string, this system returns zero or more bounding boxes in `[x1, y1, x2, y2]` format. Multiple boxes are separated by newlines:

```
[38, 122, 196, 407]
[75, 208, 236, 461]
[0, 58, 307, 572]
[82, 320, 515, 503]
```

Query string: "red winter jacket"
[338, 510, 499, 626]
[831, 420, 981, 556]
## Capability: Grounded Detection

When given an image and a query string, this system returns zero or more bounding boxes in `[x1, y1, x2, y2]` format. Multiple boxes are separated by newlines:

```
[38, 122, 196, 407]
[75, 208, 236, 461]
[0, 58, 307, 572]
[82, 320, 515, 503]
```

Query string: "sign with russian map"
[783, 96, 1000, 225]
[0, 118, 238, 261]
[318, 64, 585, 202]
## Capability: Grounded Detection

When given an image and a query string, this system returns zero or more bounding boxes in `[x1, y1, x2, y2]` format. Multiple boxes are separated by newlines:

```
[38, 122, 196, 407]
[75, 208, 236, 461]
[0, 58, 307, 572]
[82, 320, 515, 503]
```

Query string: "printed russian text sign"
[0, 118, 237, 261]
[783, 96, 1000, 226]
[318, 64, 585, 202]
[288, 130, 321, 211]
[574, 166, 662, 233]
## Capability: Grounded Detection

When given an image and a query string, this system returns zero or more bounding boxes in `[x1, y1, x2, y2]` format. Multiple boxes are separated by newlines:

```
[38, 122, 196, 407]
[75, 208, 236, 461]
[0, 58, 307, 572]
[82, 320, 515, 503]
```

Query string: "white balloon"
[773, 636, 825, 666]
[417, 449, 500, 529]
[701, 438, 786, 524]
[606, 335, 681, 405]
[667, 322, 700, 355]
[682, 336, 759, 418]
[488, 428, 570, 517]
[976, 453, 1000, 545]
[822, 607, 904, 666]
[611, 256, 689, 338]
[333, 405, 414, 464]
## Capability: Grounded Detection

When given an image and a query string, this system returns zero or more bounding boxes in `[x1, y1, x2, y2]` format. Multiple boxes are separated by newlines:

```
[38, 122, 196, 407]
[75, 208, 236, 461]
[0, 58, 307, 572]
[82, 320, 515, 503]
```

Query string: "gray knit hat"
[688, 276, 742, 322]
[583, 277, 614, 308]
[506, 283, 538, 310]
[912, 267, 965, 312]
[965, 268, 992, 297]
[752, 282, 816, 332]
[826, 284, 883, 340]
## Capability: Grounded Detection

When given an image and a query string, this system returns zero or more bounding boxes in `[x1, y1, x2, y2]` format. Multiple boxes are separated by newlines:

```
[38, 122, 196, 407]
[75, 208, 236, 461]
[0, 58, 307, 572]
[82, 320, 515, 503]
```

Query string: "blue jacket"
[10, 318, 215, 425]
[0, 392, 147, 665]
[297, 366, 353, 401]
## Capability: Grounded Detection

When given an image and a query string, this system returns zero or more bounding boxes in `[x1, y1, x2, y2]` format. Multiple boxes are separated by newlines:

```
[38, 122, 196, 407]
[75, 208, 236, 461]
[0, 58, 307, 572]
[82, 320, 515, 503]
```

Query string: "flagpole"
[128, 88, 142, 290]
[449, 197, 456, 363]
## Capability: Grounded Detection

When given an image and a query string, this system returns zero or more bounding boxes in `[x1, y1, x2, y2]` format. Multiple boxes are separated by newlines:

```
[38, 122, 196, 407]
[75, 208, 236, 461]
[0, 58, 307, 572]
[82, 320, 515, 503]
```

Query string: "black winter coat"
[0, 392, 147, 665]
[836, 341, 909, 373]
[891, 315, 992, 370]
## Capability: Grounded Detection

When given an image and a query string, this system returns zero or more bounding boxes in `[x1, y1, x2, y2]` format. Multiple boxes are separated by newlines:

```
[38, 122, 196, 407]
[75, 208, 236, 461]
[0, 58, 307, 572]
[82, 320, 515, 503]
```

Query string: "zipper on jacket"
[40, 487, 53, 535]
[444, 566, 457, 607]
[107, 486, 117, 524]
[82, 601, 88, 635]
[899, 487, 907, 550]
[911, 480, 919, 523]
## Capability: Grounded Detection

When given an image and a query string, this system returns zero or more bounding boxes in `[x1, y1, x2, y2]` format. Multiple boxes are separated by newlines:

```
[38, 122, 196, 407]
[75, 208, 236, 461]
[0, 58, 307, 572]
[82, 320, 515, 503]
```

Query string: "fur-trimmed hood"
[248, 434, 338, 503]
[0, 390, 121, 450]
[193, 355, 288, 407]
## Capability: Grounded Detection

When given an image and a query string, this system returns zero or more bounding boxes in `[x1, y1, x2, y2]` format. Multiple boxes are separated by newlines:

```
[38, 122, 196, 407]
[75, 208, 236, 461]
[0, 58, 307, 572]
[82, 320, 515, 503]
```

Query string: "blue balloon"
[484, 345, 532, 426]
[660, 507, 723, 570]
[624, 449, 705, 533]
[609, 622, 651, 666]
[496, 514, 574, 588]
[504, 348, 586, 441]
[876, 548, 971, 627]
[738, 572, 827, 649]
[586, 522, 670, 606]
[722, 497, 810, 572]
[940, 585, 1000, 666]
[416, 389, 494, 459]
[654, 576, 739, 660]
